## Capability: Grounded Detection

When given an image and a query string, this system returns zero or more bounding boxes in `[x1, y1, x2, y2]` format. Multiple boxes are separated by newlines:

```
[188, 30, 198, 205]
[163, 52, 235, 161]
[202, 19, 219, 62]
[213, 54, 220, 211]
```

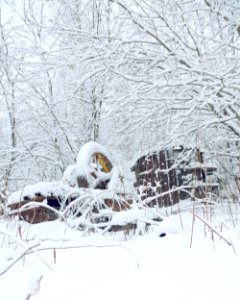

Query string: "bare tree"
[1, 0, 240, 198]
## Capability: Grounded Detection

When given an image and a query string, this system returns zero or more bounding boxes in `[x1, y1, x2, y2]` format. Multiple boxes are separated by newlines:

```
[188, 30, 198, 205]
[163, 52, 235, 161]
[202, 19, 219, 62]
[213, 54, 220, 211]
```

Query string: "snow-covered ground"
[1, 201, 240, 300]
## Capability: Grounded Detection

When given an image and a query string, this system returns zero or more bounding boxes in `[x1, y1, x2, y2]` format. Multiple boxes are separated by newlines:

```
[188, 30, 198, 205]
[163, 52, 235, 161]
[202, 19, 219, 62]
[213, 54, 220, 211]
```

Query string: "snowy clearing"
[1, 201, 240, 300]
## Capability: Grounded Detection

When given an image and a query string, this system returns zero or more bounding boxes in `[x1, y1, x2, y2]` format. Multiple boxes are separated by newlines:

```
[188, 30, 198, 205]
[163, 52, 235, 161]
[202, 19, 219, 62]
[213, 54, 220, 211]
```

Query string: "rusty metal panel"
[132, 147, 218, 207]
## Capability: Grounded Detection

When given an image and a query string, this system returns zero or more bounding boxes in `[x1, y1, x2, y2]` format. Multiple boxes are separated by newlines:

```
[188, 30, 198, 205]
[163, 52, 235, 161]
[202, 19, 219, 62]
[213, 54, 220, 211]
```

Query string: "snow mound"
[76, 141, 112, 177]
[110, 207, 162, 226]
[76, 141, 120, 189]
[62, 164, 78, 187]
[7, 182, 70, 204]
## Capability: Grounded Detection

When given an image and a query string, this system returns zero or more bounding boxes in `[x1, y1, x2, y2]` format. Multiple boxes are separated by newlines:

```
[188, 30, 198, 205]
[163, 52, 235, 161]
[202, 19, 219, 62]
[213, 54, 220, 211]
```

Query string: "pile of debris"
[7, 142, 162, 232]
[6, 143, 218, 231]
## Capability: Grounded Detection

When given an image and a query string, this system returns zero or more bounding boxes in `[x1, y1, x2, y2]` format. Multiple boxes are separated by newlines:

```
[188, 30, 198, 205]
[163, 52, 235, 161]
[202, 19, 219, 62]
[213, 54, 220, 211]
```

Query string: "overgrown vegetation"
[0, 0, 240, 199]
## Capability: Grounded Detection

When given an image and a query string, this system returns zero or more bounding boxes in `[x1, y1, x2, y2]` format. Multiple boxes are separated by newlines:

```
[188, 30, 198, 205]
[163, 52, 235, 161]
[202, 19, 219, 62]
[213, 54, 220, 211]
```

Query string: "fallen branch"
[0, 229, 53, 273]
[29, 242, 140, 268]
[191, 210, 236, 254]
[0, 242, 40, 276]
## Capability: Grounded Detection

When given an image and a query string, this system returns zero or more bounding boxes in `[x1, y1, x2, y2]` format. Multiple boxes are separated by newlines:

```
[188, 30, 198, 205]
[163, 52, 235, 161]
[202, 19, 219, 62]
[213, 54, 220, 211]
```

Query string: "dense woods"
[1, 0, 240, 199]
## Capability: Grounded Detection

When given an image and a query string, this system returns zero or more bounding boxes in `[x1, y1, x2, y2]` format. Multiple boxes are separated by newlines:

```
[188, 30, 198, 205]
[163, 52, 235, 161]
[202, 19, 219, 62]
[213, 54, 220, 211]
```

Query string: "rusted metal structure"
[7, 142, 133, 225]
[8, 196, 62, 224]
[7, 194, 132, 224]
[7, 143, 218, 226]
[132, 146, 218, 207]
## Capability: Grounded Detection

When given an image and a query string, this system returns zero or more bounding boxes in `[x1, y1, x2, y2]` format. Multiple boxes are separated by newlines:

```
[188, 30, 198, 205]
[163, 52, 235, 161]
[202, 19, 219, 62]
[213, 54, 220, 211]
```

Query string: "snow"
[62, 165, 78, 187]
[76, 141, 113, 177]
[7, 140, 120, 205]
[110, 206, 163, 226]
[1, 201, 240, 300]
[7, 181, 70, 205]
[76, 141, 119, 189]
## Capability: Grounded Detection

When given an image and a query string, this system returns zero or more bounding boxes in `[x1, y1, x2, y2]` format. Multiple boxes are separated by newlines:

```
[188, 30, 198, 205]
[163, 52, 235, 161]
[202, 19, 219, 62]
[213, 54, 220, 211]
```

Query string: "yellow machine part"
[95, 153, 113, 173]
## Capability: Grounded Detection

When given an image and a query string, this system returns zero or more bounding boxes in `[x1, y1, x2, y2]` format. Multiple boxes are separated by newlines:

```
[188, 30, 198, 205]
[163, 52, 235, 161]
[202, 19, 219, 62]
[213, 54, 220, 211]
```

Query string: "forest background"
[1, 0, 240, 200]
